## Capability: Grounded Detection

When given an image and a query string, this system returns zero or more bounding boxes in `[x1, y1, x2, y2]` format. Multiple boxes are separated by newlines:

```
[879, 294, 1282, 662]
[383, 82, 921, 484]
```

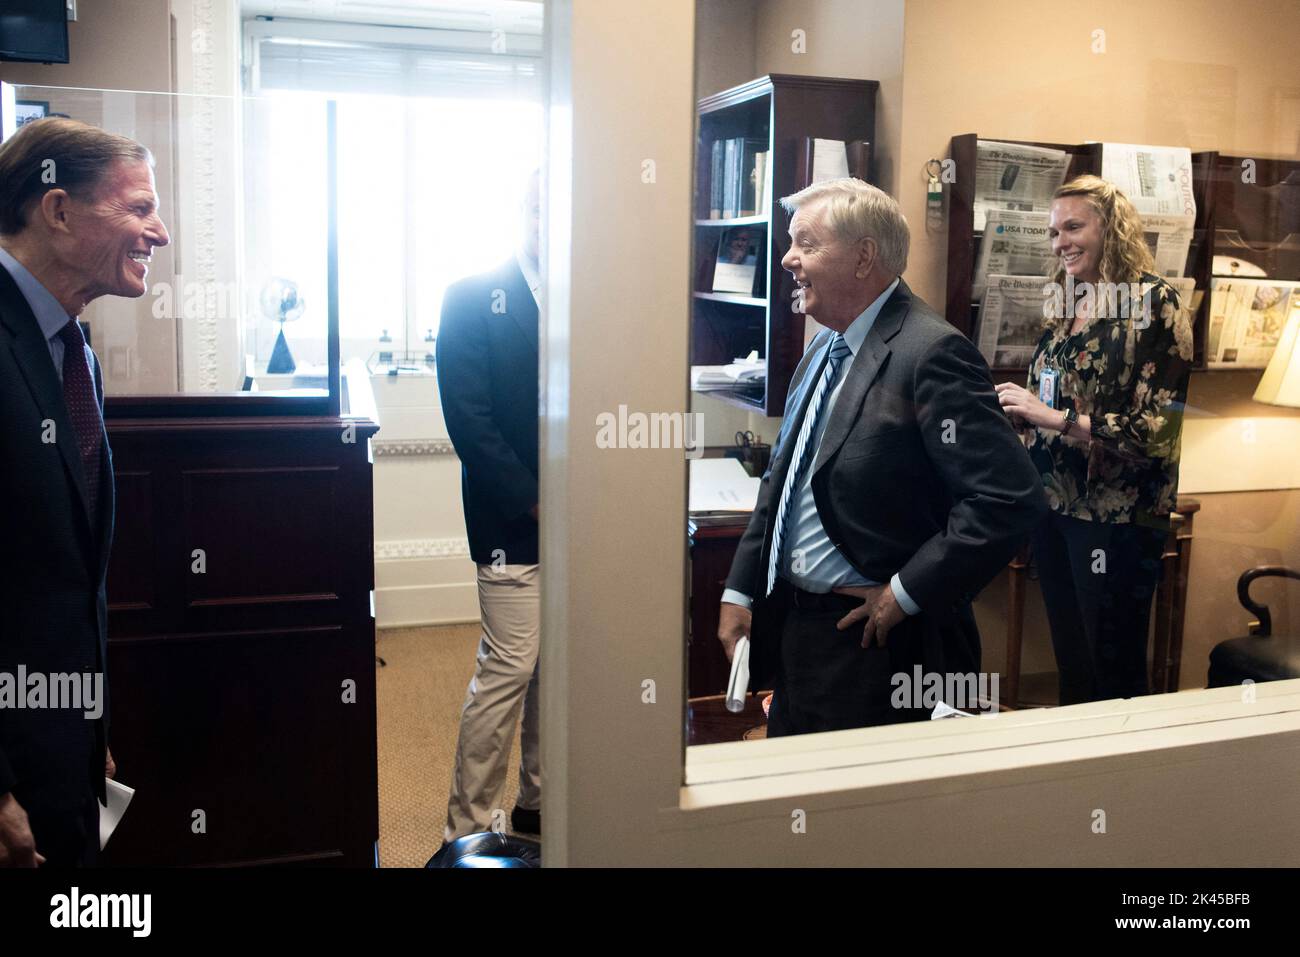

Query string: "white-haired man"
[717, 178, 1047, 736]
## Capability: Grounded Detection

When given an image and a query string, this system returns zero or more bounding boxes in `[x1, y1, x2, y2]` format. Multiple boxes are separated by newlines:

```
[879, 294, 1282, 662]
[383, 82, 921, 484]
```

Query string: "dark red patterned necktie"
[57, 318, 104, 527]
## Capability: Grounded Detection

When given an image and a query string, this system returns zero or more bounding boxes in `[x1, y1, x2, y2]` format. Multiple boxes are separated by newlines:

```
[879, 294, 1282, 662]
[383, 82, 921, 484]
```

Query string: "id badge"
[1038, 367, 1058, 409]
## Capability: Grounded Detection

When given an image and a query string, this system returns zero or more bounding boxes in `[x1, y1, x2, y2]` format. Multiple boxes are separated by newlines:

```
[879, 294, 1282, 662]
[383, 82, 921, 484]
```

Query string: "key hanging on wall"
[925, 158, 944, 231]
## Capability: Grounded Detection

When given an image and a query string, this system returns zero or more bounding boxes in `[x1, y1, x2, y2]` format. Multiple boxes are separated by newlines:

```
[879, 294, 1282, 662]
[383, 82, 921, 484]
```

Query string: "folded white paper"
[725, 636, 750, 713]
[930, 701, 976, 720]
[99, 778, 135, 850]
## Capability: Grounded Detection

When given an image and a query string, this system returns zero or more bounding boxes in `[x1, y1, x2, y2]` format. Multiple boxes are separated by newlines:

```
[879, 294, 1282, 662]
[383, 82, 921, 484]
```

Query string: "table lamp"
[1253, 296, 1300, 408]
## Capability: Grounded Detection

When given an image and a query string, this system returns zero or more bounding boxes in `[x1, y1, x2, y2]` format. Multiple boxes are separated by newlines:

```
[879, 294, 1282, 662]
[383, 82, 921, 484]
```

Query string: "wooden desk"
[688, 512, 750, 697]
[687, 692, 770, 745]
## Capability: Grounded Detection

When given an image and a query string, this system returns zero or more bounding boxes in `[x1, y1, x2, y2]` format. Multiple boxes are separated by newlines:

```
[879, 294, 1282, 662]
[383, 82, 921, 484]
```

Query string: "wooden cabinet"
[687, 513, 749, 697]
[101, 404, 379, 867]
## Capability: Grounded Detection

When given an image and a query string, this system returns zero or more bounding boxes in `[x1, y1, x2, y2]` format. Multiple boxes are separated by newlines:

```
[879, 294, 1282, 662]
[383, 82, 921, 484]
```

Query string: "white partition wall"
[540, 0, 1300, 868]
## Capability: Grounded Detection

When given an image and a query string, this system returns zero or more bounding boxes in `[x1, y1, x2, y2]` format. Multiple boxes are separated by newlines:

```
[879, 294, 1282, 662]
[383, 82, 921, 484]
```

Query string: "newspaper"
[1141, 212, 1196, 279]
[973, 210, 1054, 300]
[977, 275, 1049, 368]
[1206, 278, 1299, 369]
[1103, 143, 1197, 281]
[1165, 276, 1201, 318]
[973, 141, 1070, 232]
[1101, 143, 1196, 218]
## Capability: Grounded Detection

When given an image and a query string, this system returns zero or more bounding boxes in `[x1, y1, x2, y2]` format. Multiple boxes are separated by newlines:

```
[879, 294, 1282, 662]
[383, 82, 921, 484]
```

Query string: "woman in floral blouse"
[996, 175, 1193, 705]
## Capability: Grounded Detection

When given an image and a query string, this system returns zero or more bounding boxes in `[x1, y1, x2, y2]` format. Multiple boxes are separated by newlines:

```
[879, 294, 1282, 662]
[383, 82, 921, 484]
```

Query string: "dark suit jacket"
[726, 279, 1048, 685]
[0, 263, 112, 823]
[436, 257, 540, 565]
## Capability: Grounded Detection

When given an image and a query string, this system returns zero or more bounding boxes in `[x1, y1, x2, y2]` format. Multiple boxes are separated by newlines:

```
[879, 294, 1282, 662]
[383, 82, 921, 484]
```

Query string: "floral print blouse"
[1024, 274, 1193, 527]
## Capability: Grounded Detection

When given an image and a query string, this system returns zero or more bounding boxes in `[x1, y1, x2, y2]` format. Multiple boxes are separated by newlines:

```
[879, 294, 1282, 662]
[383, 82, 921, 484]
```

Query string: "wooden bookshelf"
[1194, 152, 1300, 370]
[692, 74, 878, 416]
[693, 291, 766, 307]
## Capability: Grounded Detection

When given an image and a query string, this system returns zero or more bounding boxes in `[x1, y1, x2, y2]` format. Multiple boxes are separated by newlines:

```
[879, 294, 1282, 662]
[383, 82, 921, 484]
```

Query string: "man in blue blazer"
[0, 119, 169, 865]
[718, 179, 1047, 736]
[434, 173, 542, 848]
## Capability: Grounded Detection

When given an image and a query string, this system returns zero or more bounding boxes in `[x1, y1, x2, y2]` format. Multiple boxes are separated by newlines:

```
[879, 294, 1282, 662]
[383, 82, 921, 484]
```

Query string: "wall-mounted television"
[0, 0, 70, 64]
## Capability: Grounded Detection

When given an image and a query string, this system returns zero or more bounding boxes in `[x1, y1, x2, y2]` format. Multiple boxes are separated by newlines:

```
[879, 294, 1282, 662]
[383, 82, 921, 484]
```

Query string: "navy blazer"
[0, 263, 112, 815]
[436, 257, 540, 565]
[726, 279, 1048, 685]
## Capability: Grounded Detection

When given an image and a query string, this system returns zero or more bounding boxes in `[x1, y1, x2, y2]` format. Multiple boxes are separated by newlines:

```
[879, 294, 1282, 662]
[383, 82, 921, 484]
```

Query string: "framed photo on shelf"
[712, 224, 763, 294]
[15, 100, 50, 127]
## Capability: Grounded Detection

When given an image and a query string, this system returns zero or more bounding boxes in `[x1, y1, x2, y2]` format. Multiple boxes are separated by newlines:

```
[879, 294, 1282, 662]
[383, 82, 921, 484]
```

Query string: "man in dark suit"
[434, 172, 542, 849]
[0, 118, 169, 865]
[718, 178, 1047, 736]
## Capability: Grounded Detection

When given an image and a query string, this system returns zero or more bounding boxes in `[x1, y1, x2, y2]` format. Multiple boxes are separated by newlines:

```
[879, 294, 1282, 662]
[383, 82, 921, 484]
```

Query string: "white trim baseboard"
[374, 538, 477, 627]
[372, 438, 457, 457]
[374, 537, 471, 561]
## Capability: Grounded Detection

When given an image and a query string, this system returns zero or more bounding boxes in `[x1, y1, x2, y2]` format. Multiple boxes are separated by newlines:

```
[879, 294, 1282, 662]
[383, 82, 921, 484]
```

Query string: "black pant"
[25, 793, 100, 867]
[764, 580, 980, 737]
[1032, 512, 1167, 705]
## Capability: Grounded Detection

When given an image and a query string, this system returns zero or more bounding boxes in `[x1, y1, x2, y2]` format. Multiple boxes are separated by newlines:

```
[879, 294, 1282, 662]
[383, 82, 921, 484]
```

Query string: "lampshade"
[1253, 297, 1300, 407]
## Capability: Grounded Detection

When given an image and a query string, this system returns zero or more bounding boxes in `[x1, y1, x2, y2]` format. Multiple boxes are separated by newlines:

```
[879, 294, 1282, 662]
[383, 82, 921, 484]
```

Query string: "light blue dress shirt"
[722, 277, 920, 615]
[0, 245, 79, 383]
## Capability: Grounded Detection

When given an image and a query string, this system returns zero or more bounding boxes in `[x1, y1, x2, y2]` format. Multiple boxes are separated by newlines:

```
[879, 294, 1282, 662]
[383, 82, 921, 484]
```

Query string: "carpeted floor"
[376, 623, 524, 868]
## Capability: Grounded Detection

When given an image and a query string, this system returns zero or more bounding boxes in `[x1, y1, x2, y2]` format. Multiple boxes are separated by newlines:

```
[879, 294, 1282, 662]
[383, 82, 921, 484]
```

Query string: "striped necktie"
[766, 333, 852, 597]
[57, 319, 104, 528]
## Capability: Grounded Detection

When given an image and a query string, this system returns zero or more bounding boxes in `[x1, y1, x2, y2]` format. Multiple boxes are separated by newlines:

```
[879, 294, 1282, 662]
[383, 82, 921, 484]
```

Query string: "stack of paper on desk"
[690, 457, 760, 514]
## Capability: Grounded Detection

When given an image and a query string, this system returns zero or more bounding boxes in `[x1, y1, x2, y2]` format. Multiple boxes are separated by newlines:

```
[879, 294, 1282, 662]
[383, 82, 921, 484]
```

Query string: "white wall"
[171, 0, 246, 392]
[370, 375, 478, 626]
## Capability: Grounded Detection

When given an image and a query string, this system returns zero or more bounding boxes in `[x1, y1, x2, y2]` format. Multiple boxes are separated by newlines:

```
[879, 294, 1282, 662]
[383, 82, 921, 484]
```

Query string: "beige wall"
[755, 0, 905, 195]
[695, 0, 756, 98]
[898, 0, 1300, 310]
[0, 0, 172, 92]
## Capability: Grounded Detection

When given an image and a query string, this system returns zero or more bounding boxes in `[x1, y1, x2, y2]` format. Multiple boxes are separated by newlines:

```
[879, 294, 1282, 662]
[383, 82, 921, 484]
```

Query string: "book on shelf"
[709, 139, 724, 219]
[722, 139, 739, 218]
[711, 136, 768, 219]
[753, 150, 768, 214]
[739, 139, 765, 215]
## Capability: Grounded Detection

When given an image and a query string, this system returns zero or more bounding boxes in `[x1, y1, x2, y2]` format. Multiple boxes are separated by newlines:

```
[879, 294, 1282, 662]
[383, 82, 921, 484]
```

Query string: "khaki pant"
[443, 563, 541, 843]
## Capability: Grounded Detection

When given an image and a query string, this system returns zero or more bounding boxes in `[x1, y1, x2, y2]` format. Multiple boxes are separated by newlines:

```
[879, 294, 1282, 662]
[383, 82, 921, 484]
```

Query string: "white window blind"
[241, 15, 543, 372]
[254, 35, 541, 100]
